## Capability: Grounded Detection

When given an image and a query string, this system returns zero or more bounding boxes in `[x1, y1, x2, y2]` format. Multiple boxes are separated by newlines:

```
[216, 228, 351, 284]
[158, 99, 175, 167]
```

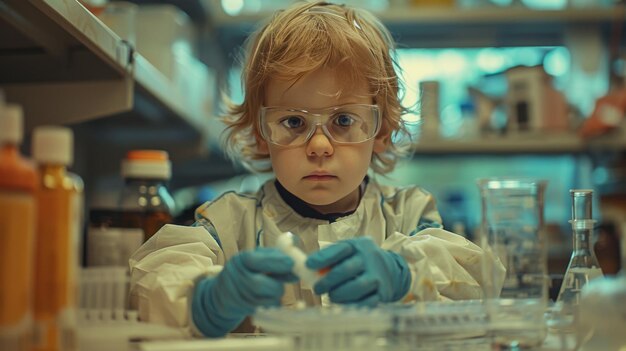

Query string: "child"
[129, 1, 504, 338]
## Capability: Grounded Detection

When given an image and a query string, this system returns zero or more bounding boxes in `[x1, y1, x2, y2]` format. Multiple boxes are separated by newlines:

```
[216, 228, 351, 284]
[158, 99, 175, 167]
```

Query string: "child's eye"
[333, 113, 356, 127]
[280, 115, 306, 129]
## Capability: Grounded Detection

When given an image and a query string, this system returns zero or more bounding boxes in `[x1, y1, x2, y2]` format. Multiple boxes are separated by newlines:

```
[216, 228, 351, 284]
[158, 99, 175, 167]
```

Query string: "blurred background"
[2, 0, 626, 282]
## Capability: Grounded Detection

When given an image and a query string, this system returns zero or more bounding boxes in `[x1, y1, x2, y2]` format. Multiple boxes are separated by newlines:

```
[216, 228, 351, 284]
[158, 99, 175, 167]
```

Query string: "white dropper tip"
[277, 232, 322, 290]
[276, 232, 295, 251]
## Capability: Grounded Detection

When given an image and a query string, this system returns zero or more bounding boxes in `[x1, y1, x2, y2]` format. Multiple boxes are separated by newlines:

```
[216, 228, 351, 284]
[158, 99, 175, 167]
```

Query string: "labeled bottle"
[555, 189, 603, 327]
[594, 222, 621, 275]
[418, 80, 440, 140]
[32, 126, 83, 351]
[0, 103, 37, 351]
[119, 150, 175, 243]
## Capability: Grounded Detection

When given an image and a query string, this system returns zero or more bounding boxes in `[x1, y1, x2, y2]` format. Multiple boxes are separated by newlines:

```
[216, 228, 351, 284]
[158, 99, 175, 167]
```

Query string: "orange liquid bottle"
[32, 127, 83, 351]
[0, 104, 37, 351]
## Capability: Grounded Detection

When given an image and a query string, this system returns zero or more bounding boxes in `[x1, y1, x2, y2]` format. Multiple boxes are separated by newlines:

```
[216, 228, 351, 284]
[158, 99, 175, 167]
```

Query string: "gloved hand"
[306, 237, 411, 306]
[192, 248, 297, 337]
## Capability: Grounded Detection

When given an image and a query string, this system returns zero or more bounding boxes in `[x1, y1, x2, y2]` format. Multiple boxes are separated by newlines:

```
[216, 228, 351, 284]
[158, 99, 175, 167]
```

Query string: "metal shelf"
[412, 131, 626, 155]
[0, 0, 209, 136]
[109, 0, 210, 24]
[208, 5, 624, 51]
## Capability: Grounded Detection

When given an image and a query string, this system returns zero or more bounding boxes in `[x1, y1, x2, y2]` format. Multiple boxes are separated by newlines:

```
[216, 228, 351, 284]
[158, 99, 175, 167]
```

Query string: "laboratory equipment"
[0, 102, 37, 351]
[418, 80, 440, 139]
[554, 190, 603, 329]
[77, 267, 184, 351]
[477, 177, 548, 349]
[504, 65, 569, 133]
[576, 220, 626, 351]
[276, 232, 324, 289]
[33, 126, 84, 351]
[88, 150, 175, 267]
[118, 150, 175, 241]
[388, 300, 490, 351]
[78, 267, 286, 350]
[594, 222, 621, 275]
[254, 300, 493, 351]
[253, 306, 389, 351]
[138, 337, 294, 351]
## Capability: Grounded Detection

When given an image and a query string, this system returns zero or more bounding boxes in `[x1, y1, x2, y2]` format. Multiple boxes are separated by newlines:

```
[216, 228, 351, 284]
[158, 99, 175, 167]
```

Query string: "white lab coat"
[129, 179, 505, 336]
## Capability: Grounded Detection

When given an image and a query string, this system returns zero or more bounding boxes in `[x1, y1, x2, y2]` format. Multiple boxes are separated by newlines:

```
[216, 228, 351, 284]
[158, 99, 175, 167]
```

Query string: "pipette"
[276, 232, 326, 290]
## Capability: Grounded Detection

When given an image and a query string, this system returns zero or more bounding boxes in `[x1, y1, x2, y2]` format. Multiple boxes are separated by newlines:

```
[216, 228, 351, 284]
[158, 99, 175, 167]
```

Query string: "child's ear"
[255, 132, 270, 155]
[373, 133, 389, 154]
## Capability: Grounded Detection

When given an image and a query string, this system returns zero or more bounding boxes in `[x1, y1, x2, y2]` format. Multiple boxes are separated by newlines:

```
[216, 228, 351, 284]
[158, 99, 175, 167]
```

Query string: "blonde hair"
[222, 1, 411, 174]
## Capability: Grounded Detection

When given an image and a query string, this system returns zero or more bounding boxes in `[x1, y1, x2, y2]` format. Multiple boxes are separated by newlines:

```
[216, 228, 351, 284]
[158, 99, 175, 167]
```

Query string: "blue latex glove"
[192, 248, 297, 337]
[306, 237, 411, 306]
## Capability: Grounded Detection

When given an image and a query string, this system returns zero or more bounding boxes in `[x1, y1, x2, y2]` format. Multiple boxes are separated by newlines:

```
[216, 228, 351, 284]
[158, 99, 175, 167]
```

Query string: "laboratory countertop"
[134, 331, 578, 351]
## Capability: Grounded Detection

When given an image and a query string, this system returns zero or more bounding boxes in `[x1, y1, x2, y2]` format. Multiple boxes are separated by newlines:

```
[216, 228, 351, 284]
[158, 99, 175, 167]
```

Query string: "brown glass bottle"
[594, 221, 622, 275]
[118, 150, 175, 242]
[87, 151, 174, 268]
[118, 185, 174, 242]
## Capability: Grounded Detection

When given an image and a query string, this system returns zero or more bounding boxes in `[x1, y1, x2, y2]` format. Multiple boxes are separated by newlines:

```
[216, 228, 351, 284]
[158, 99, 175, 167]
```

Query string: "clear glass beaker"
[478, 178, 548, 349]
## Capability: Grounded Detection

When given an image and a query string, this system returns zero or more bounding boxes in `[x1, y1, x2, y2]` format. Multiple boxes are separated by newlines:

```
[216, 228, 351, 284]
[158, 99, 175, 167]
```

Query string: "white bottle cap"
[121, 150, 171, 180]
[32, 126, 74, 166]
[0, 104, 24, 145]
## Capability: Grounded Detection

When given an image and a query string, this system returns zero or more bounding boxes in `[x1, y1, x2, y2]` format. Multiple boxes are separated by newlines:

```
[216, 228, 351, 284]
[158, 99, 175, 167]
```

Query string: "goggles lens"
[260, 104, 380, 146]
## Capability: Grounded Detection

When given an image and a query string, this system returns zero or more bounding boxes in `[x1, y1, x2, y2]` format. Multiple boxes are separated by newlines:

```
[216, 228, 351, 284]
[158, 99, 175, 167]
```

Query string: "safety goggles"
[259, 104, 381, 147]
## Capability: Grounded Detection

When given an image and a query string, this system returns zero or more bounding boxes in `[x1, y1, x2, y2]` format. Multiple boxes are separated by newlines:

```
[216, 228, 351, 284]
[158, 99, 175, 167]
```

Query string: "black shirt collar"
[274, 177, 368, 223]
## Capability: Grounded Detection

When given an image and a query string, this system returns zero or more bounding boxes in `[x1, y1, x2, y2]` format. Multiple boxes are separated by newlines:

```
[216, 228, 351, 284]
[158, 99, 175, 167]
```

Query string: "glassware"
[0, 103, 37, 351]
[86, 150, 174, 267]
[254, 306, 389, 351]
[554, 190, 603, 329]
[478, 178, 548, 349]
[576, 221, 626, 351]
[118, 150, 175, 242]
[32, 127, 84, 351]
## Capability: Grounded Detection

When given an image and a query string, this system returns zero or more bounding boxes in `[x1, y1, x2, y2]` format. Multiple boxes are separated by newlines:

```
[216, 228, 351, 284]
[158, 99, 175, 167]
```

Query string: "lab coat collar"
[260, 178, 382, 251]
[273, 177, 368, 223]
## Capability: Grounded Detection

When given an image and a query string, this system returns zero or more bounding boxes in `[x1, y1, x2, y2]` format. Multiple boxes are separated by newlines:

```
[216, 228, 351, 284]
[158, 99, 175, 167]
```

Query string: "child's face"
[259, 67, 387, 214]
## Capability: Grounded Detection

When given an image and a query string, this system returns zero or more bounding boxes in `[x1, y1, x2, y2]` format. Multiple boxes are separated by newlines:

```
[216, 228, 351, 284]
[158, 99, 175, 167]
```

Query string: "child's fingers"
[267, 272, 299, 283]
[306, 242, 355, 270]
[328, 276, 378, 303]
[239, 248, 295, 274]
[312, 254, 364, 295]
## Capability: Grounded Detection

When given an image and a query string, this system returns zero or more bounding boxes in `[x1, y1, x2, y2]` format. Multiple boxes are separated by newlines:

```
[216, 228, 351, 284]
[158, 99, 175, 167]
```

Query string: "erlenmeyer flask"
[555, 190, 603, 325]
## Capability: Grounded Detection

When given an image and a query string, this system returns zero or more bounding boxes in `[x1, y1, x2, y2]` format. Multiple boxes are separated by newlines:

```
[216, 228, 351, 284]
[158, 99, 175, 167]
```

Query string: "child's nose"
[306, 127, 334, 157]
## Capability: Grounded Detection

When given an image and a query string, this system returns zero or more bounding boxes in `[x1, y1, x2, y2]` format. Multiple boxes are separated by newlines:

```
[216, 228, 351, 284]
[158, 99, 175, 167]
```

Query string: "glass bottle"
[555, 190, 603, 323]
[575, 215, 626, 350]
[86, 150, 174, 267]
[32, 126, 83, 351]
[118, 150, 175, 243]
[0, 103, 37, 351]
[594, 222, 621, 275]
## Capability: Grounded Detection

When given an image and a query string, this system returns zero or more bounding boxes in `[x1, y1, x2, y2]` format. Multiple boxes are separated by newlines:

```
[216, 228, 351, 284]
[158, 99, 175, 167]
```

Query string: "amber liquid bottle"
[118, 150, 175, 243]
[86, 151, 174, 268]
[32, 127, 83, 351]
[0, 104, 37, 351]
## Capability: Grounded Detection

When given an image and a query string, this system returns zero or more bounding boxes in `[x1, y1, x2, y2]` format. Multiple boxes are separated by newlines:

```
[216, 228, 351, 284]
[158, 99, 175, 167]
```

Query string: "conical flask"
[556, 190, 603, 318]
